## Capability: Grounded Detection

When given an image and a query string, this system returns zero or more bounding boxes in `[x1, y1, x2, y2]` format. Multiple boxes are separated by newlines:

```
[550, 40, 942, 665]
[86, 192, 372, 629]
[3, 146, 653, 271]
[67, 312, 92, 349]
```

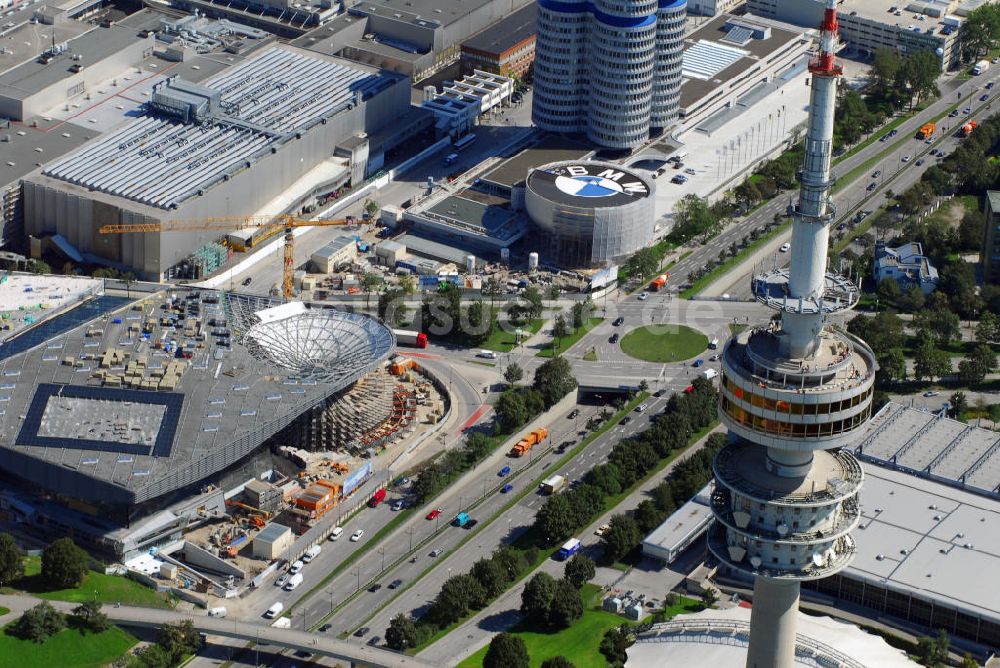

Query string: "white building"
[641, 481, 714, 563]
[532, 0, 687, 150]
[873, 241, 938, 294]
[311, 236, 357, 273]
[422, 70, 513, 137]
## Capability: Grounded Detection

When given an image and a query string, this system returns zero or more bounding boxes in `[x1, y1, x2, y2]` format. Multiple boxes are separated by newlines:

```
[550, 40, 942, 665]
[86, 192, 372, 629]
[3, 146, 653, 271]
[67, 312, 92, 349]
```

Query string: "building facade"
[984, 191, 1000, 284]
[873, 241, 938, 294]
[532, 0, 688, 151]
[460, 3, 537, 78]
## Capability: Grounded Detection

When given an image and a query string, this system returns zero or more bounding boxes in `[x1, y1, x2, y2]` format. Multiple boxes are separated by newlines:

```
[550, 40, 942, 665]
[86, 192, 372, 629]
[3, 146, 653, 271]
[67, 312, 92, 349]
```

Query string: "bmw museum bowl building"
[525, 161, 656, 267]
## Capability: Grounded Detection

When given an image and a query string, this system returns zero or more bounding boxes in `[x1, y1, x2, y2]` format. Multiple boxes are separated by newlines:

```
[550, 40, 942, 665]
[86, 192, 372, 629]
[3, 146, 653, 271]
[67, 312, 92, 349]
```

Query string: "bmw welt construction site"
[0, 282, 450, 587]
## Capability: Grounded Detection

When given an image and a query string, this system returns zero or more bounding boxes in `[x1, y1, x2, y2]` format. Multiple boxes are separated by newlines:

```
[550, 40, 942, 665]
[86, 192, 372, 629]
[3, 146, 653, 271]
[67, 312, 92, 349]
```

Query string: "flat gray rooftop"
[425, 194, 519, 234]
[396, 233, 479, 266]
[854, 402, 1000, 498]
[849, 464, 1000, 623]
[0, 290, 393, 504]
[0, 20, 92, 79]
[0, 24, 145, 102]
[461, 3, 536, 55]
[480, 134, 593, 190]
[0, 121, 93, 188]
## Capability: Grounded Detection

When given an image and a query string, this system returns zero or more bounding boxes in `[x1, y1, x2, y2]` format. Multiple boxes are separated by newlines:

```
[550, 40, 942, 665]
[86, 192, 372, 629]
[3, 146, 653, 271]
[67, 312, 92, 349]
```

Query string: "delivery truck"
[541, 474, 566, 495]
[649, 273, 670, 291]
[557, 538, 582, 561]
[509, 427, 549, 457]
[392, 329, 428, 348]
[973, 59, 990, 75]
[961, 120, 978, 137]
[916, 122, 936, 139]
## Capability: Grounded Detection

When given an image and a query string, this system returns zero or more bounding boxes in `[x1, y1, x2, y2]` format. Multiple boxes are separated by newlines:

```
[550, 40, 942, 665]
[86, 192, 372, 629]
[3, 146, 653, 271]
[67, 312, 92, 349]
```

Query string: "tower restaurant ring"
[525, 161, 656, 268]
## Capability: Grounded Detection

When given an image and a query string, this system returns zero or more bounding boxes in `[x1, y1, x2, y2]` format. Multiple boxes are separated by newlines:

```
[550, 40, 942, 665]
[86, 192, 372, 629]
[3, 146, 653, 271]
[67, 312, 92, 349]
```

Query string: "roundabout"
[619, 324, 708, 363]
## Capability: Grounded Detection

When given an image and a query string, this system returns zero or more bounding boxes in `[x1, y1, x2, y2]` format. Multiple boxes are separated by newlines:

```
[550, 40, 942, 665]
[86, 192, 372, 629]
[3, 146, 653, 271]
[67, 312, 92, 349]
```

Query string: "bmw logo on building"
[525, 160, 655, 267]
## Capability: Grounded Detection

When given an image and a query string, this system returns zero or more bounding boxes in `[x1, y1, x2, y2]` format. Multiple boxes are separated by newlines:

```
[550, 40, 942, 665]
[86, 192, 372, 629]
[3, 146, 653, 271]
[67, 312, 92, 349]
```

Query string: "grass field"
[536, 318, 604, 358]
[0, 620, 136, 668]
[19, 556, 172, 609]
[482, 318, 544, 352]
[619, 325, 708, 363]
[456, 586, 703, 667]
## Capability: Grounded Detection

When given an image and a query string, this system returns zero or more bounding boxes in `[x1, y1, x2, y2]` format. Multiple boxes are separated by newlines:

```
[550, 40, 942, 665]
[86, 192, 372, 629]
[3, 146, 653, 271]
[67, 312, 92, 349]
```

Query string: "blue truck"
[557, 538, 581, 561]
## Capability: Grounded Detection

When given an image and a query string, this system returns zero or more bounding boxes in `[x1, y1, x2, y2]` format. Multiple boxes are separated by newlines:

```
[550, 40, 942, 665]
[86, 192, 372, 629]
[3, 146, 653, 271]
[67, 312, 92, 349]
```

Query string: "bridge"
[0, 595, 438, 668]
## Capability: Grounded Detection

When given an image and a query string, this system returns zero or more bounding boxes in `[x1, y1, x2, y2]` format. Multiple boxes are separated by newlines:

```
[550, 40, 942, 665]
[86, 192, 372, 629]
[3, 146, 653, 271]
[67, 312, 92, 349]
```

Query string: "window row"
[723, 397, 871, 437]
[723, 374, 872, 416]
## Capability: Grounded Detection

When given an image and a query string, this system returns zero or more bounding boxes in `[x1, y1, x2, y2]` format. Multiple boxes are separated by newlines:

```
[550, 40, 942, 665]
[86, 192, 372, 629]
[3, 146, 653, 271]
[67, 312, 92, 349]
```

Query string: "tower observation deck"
[707, 2, 877, 666]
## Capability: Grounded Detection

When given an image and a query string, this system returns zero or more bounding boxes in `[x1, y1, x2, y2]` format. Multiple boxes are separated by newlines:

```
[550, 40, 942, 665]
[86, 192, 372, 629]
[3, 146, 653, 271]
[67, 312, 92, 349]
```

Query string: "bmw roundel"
[531, 163, 651, 205]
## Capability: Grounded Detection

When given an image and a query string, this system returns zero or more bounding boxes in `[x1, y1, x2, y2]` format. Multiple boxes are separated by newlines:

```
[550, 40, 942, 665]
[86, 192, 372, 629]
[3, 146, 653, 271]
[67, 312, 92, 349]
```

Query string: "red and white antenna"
[810, 0, 842, 76]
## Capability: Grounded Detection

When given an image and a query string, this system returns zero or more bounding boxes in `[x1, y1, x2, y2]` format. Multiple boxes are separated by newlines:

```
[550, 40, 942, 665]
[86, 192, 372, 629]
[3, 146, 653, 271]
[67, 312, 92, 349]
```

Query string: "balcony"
[710, 487, 861, 545]
[708, 523, 857, 581]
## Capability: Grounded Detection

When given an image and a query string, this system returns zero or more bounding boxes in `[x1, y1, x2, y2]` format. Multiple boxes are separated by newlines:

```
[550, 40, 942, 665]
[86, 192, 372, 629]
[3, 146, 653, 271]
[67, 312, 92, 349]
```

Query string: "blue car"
[498, 466, 511, 477]
[501, 483, 514, 494]
[693, 359, 704, 368]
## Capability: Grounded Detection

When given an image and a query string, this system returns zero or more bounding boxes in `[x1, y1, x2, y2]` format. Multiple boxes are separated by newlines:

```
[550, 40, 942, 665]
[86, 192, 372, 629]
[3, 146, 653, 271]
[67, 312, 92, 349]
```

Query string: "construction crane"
[98, 214, 359, 299]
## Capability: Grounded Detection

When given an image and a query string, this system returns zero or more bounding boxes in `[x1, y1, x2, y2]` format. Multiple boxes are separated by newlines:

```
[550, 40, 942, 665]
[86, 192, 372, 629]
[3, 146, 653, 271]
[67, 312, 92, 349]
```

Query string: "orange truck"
[961, 120, 978, 137]
[649, 273, 670, 291]
[509, 427, 549, 457]
[916, 122, 935, 139]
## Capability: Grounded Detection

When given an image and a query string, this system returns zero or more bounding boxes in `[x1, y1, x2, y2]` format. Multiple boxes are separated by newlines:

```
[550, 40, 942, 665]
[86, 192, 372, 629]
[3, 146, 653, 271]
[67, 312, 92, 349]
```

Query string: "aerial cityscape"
[0, 0, 999, 666]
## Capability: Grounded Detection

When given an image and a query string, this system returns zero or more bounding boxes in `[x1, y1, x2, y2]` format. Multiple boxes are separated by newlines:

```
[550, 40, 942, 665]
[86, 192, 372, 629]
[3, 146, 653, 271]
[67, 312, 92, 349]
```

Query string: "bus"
[453, 134, 477, 152]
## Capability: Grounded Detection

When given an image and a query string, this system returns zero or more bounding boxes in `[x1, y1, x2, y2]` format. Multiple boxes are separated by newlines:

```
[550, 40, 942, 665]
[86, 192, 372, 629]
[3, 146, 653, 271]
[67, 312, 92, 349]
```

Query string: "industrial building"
[709, 1, 877, 665]
[686, 0, 747, 17]
[22, 44, 411, 280]
[524, 161, 656, 267]
[532, 0, 688, 150]
[983, 190, 1000, 284]
[460, 3, 537, 78]
[0, 291, 394, 512]
[641, 482, 714, 564]
[747, 0, 968, 69]
[311, 236, 358, 273]
[252, 522, 293, 559]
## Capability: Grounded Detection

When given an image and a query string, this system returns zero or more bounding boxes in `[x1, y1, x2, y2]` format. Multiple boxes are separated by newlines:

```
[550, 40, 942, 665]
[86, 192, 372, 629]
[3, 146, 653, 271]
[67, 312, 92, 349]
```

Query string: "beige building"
[252, 522, 293, 560]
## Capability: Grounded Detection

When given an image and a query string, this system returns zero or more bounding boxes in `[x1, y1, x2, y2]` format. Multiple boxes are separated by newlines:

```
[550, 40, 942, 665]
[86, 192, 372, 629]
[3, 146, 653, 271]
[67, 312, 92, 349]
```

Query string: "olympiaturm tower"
[707, 2, 877, 666]
[532, 0, 687, 151]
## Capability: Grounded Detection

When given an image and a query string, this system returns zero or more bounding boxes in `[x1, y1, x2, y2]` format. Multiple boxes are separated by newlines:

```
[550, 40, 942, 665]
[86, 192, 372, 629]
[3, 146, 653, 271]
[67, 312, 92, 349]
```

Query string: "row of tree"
[0, 534, 89, 591]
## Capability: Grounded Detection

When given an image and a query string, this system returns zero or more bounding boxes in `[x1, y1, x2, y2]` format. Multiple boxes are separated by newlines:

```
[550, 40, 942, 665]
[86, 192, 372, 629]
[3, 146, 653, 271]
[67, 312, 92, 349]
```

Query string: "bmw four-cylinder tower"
[708, 1, 878, 666]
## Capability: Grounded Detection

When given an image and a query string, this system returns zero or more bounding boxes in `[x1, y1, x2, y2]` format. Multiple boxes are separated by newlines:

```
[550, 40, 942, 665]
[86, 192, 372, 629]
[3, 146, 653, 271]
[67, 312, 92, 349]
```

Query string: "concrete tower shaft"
[710, 1, 877, 666]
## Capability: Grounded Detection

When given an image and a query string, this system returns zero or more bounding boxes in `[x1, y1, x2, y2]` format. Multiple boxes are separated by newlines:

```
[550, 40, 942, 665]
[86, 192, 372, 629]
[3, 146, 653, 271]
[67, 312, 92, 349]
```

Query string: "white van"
[264, 602, 284, 619]
[289, 560, 304, 574]
[476, 350, 497, 359]
[708, 338, 719, 350]
[285, 573, 304, 591]
[208, 606, 227, 618]
[703, 368, 719, 380]
[302, 545, 322, 563]
[329, 526, 344, 541]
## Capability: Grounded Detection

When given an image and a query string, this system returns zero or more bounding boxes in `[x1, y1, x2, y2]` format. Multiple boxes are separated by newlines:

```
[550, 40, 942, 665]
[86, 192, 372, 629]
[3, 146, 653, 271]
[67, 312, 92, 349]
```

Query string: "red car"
[425, 509, 442, 521]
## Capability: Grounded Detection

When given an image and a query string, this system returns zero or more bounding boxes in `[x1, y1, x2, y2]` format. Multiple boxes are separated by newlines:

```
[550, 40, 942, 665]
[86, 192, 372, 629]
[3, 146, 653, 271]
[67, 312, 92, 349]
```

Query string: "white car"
[350, 529, 365, 542]
[595, 524, 610, 537]
[275, 573, 289, 587]
[901, 155, 911, 163]
[328, 526, 344, 541]
[638, 292, 649, 300]
[779, 243, 790, 253]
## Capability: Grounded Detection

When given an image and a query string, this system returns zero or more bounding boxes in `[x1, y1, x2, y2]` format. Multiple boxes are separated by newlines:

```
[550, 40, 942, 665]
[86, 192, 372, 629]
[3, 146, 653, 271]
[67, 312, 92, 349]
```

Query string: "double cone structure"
[708, 2, 878, 666]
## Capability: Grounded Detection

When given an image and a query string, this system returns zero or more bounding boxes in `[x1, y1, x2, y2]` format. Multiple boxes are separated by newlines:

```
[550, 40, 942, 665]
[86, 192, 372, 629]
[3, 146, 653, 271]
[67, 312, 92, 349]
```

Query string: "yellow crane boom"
[98, 215, 357, 299]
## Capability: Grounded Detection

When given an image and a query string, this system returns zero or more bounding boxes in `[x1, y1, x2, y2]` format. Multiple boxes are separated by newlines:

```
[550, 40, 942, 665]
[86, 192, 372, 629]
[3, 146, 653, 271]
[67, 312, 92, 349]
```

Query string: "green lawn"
[0, 621, 136, 668]
[619, 325, 708, 363]
[482, 318, 544, 352]
[536, 318, 604, 358]
[457, 587, 703, 668]
[19, 556, 172, 609]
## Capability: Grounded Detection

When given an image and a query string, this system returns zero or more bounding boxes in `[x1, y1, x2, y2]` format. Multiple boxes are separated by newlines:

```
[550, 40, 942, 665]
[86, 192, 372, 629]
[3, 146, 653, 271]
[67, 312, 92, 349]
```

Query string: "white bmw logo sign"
[550, 164, 649, 199]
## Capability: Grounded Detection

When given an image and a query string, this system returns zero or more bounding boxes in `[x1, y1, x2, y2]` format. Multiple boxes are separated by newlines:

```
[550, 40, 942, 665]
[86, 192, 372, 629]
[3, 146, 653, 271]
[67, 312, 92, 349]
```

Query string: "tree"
[564, 553, 596, 589]
[42, 537, 88, 589]
[157, 620, 201, 664]
[541, 657, 576, 668]
[398, 273, 416, 295]
[958, 344, 997, 385]
[552, 314, 571, 340]
[599, 626, 632, 667]
[495, 390, 529, 432]
[536, 494, 577, 544]
[532, 356, 577, 407]
[11, 602, 64, 643]
[914, 307, 961, 347]
[361, 272, 382, 310]
[465, 299, 494, 346]
[961, 4, 1000, 62]
[504, 362, 524, 387]
[131, 644, 173, 668]
[385, 614, 418, 650]
[547, 578, 583, 629]
[903, 50, 940, 108]
[601, 514, 641, 563]
[898, 285, 926, 313]
[483, 275, 504, 309]
[671, 195, 721, 242]
[484, 633, 529, 668]
[471, 558, 509, 598]
[624, 247, 660, 279]
[960, 652, 979, 668]
[547, 284, 561, 302]
[26, 259, 51, 274]
[913, 342, 951, 382]
[870, 47, 904, 103]
[570, 300, 594, 330]
[432, 575, 485, 625]
[916, 629, 950, 666]
[523, 286, 544, 320]
[71, 600, 109, 633]
[0, 533, 24, 586]
[876, 348, 907, 385]
[700, 587, 719, 609]
[377, 288, 405, 326]
[520, 572, 557, 623]
[976, 311, 999, 344]
[876, 277, 901, 304]
[950, 391, 969, 418]
[634, 499, 665, 534]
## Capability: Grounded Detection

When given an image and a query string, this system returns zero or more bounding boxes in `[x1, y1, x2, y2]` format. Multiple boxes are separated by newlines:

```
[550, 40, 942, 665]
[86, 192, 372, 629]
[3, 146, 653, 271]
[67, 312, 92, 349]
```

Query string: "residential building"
[873, 241, 939, 294]
[460, 4, 537, 79]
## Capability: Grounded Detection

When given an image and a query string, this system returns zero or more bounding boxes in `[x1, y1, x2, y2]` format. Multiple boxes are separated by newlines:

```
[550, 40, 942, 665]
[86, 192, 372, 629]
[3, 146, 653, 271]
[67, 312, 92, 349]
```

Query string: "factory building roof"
[349, 0, 501, 28]
[255, 522, 291, 544]
[461, 3, 536, 55]
[39, 46, 392, 210]
[312, 236, 356, 259]
[423, 194, 520, 238]
[479, 135, 593, 190]
[853, 401, 1000, 498]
